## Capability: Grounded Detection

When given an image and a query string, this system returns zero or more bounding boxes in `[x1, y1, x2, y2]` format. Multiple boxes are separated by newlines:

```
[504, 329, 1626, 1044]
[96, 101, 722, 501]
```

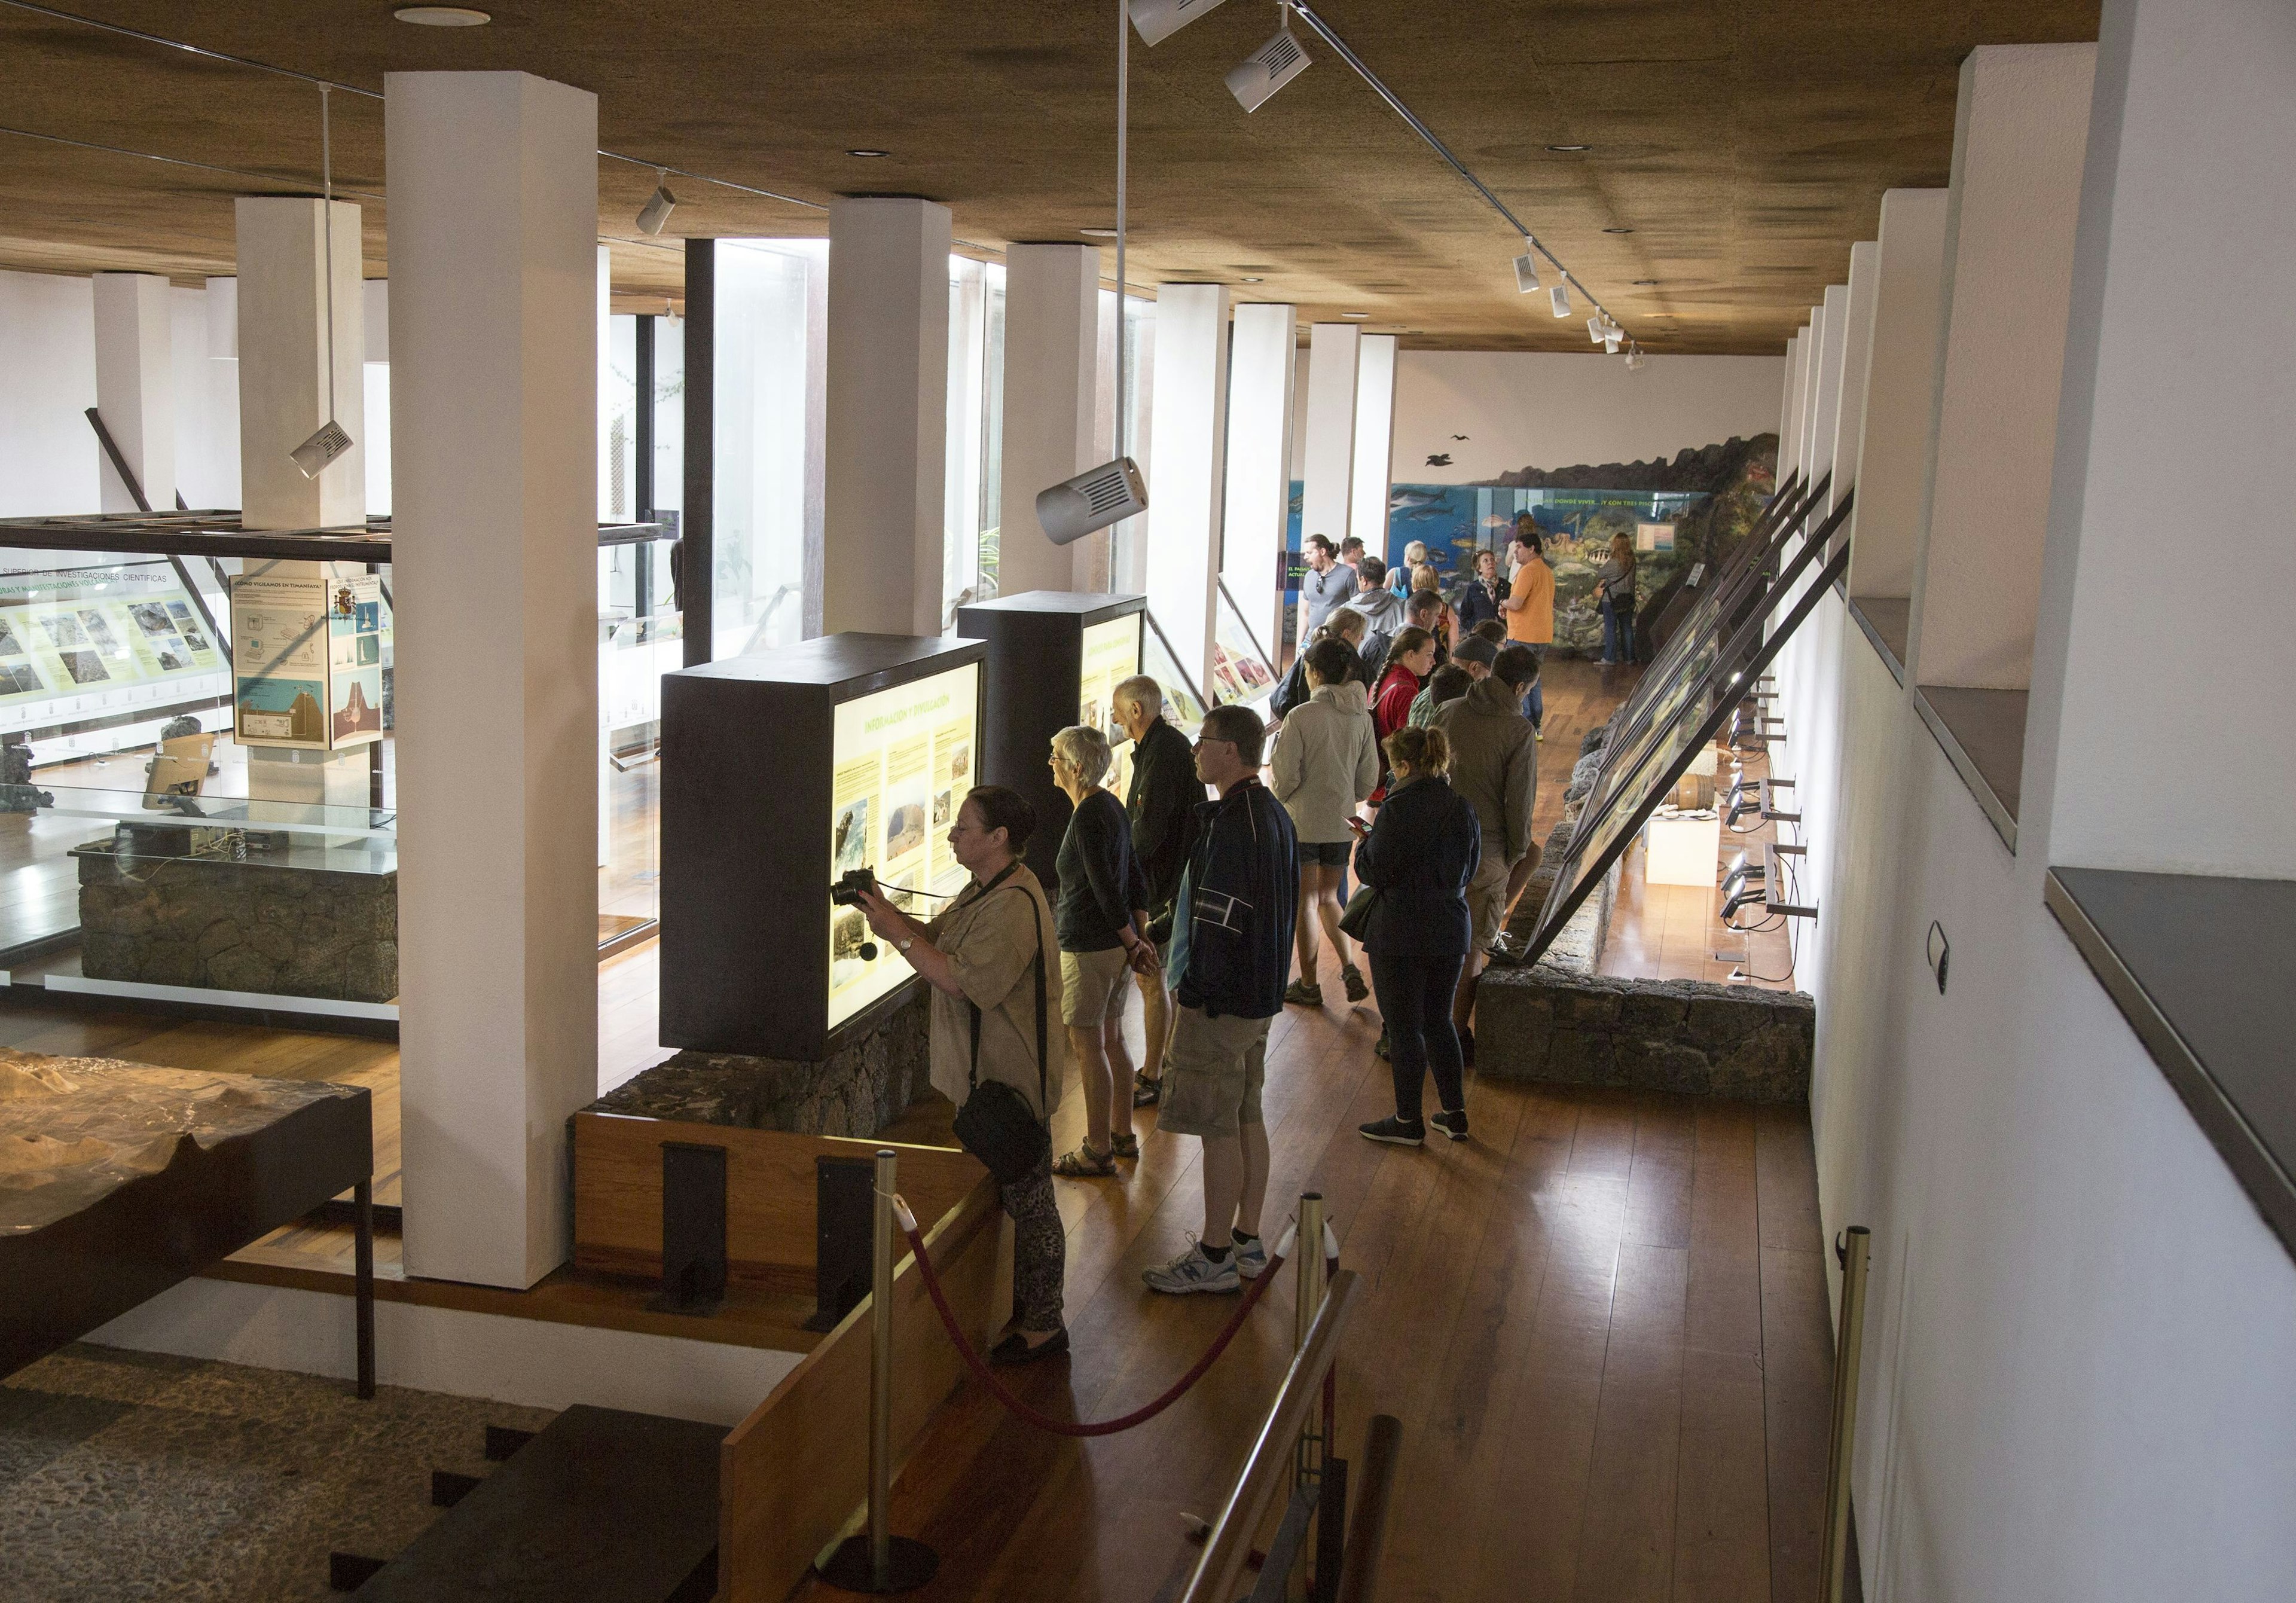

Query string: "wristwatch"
[896, 934, 916, 954]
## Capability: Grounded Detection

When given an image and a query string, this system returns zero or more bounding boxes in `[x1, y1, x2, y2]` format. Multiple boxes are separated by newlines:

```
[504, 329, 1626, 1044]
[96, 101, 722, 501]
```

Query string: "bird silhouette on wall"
[1425, 453, 1453, 467]
[1451, 433, 1470, 440]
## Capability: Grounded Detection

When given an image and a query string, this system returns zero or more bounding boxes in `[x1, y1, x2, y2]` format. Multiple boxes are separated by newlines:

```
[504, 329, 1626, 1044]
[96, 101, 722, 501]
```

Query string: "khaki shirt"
[924, 865, 1066, 1119]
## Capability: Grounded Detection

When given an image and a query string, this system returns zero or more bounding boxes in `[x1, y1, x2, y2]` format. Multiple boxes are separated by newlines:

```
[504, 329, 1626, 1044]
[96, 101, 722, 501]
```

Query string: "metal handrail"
[1333, 1413, 1402, 1603]
[1177, 1269, 1361, 1603]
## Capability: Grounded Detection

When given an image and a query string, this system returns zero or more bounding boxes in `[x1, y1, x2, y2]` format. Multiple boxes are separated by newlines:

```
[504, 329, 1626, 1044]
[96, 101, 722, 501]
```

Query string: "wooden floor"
[785, 657, 1836, 1603]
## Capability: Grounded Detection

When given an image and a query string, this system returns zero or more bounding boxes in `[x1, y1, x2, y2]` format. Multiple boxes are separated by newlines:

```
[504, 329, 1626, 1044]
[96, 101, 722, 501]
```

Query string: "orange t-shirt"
[1506, 558, 1555, 645]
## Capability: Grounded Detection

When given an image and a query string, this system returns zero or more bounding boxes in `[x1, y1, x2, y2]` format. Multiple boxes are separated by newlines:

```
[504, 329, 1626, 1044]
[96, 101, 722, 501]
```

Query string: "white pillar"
[1220, 302, 1297, 655]
[1799, 301, 1829, 497]
[1807, 285, 1850, 506]
[2038, 0, 2296, 878]
[1846, 190, 1949, 600]
[1143, 283, 1229, 691]
[234, 199, 365, 530]
[1909, 44, 2096, 689]
[90, 272, 175, 512]
[1348, 333, 1397, 563]
[996, 243, 1098, 597]
[1776, 329, 1801, 475]
[204, 276, 237, 360]
[823, 197, 952, 636]
[387, 69, 600, 1289]
[1300, 322, 1360, 554]
[1779, 327, 1808, 480]
[1829, 243, 1881, 510]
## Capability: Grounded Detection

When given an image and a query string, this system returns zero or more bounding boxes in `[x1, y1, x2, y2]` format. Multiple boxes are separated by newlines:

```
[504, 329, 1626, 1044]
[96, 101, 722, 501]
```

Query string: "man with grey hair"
[1115, 673, 1198, 1105]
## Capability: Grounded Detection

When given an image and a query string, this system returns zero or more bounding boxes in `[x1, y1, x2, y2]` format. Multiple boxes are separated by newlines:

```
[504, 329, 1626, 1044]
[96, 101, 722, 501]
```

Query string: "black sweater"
[1055, 789, 1150, 952]
[1125, 716, 1201, 938]
[1351, 774, 1481, 957]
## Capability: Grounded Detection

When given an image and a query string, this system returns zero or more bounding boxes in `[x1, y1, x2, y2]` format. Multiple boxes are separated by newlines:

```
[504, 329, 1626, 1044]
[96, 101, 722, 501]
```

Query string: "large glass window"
[714, 240, 823, 661]
[943, 257, 1006, 624]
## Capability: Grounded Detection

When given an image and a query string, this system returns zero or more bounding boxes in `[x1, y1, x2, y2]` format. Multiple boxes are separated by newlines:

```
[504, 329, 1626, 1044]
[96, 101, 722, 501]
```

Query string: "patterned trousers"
[1002, 1156, 1067, 1333]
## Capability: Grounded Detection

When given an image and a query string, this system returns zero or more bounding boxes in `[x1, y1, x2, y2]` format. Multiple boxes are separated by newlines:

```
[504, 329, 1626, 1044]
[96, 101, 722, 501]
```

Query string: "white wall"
[1774, 8, 2296, 1600]
[0, 270, 98, 515]
[1387, 351, 1785, 483]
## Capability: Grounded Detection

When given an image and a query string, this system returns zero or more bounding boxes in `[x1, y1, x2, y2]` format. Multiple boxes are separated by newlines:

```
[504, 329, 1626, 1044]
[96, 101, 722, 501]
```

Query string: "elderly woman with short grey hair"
[1046, 724, 1156, 1178]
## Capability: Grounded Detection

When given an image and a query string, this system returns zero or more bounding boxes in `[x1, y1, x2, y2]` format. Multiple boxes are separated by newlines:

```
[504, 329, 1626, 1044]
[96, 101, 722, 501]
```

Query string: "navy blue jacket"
[1171, 778, 1299, 1019]
[1351, 773, 1480, 957]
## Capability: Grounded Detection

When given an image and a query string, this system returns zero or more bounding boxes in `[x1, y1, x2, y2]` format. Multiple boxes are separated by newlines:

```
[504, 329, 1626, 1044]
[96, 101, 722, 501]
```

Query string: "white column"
[1220, 302, 1296, 653]
[1300, 322, 1359, 553]
[387, 69, 600, 1289]
[2039, 0, 2294, 877]
[1846, 190, 1949, 599]
[1779, 327, 1808, 480]
[1829, 243, 1882, 510]
[1807, 285, 1850, 508]
[1347, 333, 1397, 561]
[90, 272, 175, 512]
[1143, 283, 1229, 691]
[1909, 44, 2096, 689]
[1798, 301, 1829, 497]
[996, 243, 1098, 597]
[823, 197, 952, 636]
[234, 199, 365, 529]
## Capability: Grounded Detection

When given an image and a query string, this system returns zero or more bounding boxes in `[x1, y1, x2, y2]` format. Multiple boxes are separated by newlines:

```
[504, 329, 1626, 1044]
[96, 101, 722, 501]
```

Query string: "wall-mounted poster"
[825, 661, 981, 1033]
[233, 561, 390, 751]
[1079, 612, 1143, 798]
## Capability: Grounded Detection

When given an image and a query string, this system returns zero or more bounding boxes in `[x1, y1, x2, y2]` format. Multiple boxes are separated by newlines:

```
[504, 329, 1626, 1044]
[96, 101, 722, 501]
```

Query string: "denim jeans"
[1369, 950, 1468, 1122]
[1601, 596, 1635, 664]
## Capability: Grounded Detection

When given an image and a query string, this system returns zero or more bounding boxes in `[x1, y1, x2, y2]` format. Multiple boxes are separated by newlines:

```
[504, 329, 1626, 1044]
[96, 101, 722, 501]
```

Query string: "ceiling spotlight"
[1227, 13, 1310, 113]
[636, 171, 677, 236]
[1550, 282, 1571, 319]
[1546, 143, 1590, 152]
[1587, 316, 1607, 346]
[1625, 346, 1647, 371]
[1130, 0, 1233, 47]
[844, 148, 891, 158]
[1604, 330, 1623, 353]
[394, 5, 491, 23]
[1512, 240, 1541, 294]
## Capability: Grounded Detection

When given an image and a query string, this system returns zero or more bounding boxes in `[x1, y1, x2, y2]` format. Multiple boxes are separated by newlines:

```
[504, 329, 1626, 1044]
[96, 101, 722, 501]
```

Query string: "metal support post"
[1292, 1192, 1329, 1486]
[1819, 1226, 1871, 1603]
[352, 1178, 375, 1400]
[816, 1149, 938, 1593]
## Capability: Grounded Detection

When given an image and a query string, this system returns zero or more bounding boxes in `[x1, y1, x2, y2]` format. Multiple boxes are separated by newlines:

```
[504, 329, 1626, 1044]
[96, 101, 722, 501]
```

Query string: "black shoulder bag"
[950, 865, 1051, 1186]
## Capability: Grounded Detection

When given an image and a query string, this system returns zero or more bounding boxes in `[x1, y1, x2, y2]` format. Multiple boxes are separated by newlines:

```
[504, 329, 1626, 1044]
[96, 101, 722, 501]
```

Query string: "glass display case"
[0, 512, 675, 1021]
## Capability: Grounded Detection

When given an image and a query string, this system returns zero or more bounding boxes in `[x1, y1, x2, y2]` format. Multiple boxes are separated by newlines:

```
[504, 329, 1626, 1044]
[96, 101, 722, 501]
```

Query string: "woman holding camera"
[1351, 725, 1482, 1147]
[854, 785, 1071, 1363]
[1045, 725, 1157, 1178]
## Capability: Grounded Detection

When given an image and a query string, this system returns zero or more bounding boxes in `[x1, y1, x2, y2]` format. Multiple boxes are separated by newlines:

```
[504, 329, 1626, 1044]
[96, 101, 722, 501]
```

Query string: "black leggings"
[1370, 951, 1467, 1122]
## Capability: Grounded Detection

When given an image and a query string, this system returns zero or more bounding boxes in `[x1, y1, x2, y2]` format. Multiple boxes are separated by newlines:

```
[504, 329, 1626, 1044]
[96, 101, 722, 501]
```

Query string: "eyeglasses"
[1192, 735, 1236, 752]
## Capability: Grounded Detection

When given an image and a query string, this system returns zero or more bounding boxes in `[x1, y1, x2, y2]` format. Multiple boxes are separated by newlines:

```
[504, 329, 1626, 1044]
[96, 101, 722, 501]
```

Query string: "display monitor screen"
[1080, 612, 1143, 796]
[827, 660, 981, 1033]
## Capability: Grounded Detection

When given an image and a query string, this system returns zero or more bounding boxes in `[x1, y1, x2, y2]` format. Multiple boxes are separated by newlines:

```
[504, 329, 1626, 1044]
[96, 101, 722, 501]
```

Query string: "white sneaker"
[1232, 1234, 1268, 1281]
[1143, 1238, 1242, 1294]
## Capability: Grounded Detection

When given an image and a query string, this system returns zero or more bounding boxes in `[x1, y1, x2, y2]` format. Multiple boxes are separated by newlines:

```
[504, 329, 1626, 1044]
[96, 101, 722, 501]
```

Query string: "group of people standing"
[851, 527, 1573, 1362]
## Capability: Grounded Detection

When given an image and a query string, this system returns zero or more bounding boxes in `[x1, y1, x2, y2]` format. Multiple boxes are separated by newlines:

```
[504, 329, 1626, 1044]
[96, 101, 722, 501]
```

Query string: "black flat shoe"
[989, 1327, 1070, 1366]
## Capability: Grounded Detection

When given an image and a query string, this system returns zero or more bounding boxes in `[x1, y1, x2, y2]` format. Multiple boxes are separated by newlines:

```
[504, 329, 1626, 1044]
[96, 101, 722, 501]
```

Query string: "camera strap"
[964, 864, 1049, 1127]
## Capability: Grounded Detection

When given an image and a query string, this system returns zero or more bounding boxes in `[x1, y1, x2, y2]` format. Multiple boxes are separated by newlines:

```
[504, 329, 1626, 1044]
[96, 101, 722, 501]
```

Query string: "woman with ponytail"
[1368, 625, 1437, 801]
[1349, 723, 1482, 1146]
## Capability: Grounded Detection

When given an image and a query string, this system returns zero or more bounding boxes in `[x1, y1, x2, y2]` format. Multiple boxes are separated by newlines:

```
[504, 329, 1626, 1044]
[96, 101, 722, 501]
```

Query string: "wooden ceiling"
[0, 1, 2096, 353]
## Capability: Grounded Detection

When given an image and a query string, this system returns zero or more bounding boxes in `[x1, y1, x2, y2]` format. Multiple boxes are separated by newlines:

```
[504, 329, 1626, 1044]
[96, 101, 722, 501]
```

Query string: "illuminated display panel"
[1080, 612, 1143, 798]
[826, 661, 981, 1033]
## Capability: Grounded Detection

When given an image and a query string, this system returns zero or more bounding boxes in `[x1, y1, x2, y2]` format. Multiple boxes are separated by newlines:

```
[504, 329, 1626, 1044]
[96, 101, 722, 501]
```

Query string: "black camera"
[831, 866, 878, 907]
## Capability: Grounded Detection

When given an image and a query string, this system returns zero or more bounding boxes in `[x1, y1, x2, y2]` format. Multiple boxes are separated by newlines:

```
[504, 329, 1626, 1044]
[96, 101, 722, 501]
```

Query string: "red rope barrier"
[900, 1220, 1285, 1438]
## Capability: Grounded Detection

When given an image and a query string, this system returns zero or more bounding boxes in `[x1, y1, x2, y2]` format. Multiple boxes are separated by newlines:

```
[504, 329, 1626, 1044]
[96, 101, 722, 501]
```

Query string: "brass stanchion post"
[1819, 1225, 1871, 1603]
[1292, 1192, 1329, 1483]
[815, 1149, 938, 1593]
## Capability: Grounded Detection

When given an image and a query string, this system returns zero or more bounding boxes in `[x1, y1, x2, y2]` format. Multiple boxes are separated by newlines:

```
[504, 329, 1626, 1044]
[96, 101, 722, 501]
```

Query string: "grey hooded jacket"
[1269, 679, 1379, 844]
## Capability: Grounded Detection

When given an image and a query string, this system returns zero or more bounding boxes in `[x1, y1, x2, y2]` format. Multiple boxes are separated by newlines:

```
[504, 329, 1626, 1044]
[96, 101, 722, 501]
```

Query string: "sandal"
[1053, 1142, 1117, 1178]
[1109, 1132, 1141, 1160]
[1132, 1070, 1164, 1109]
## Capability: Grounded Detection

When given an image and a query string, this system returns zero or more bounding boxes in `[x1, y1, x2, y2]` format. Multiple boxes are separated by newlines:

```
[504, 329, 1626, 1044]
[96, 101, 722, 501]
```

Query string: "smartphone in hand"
[1345, 816, 1369, 836]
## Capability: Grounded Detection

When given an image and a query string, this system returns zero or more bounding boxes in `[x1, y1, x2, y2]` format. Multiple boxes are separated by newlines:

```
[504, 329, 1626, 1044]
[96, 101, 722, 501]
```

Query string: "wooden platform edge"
[718, 1174, 1007, 1603]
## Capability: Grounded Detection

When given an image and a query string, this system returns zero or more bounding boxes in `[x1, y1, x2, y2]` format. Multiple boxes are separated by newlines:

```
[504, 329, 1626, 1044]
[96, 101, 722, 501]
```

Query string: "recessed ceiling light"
[1342, 312, 1370, 318]
[845, 148, 891, 158]
[1546, 143, 1590, 152]
[1632, 279, 1658, 286]
[1603, 227, 1635, 234]
[394, 6, 491, 23]
[1079, 227, 1119, 237]
[1239, 276, 1264, 283]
